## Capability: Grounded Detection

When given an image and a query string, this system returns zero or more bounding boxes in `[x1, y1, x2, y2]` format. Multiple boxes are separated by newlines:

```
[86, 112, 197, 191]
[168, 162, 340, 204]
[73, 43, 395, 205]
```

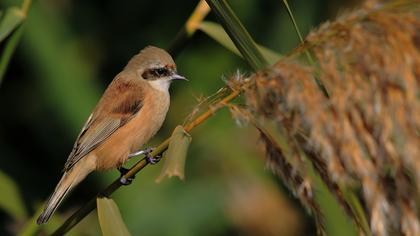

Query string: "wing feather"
[63, 80, 144, 171]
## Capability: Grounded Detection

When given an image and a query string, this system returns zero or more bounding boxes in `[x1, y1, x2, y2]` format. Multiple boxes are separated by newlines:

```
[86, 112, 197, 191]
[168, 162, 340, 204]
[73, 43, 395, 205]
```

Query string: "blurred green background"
[0, 0, 361, 235]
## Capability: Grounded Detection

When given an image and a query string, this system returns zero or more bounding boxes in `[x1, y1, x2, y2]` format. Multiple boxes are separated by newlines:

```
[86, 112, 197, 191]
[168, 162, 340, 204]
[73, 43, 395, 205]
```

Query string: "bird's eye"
[154, 68, 168, 77]
[142, 67, 170, 80]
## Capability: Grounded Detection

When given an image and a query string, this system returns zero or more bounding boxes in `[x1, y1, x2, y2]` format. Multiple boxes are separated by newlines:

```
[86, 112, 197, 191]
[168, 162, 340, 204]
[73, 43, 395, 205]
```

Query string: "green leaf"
[97, 197, 131, 236]
[199, 21, 281, 64]
[0, 7, 25, 43]
[0, 170, 27, 220]
[0, 24, 24, 85]
[156, 125, 192, 182]
[205, 0, 268, 71]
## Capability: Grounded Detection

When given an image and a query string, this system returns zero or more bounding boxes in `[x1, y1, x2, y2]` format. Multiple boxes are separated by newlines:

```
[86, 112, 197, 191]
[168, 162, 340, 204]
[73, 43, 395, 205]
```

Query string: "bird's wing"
[63, 84, 144, 171]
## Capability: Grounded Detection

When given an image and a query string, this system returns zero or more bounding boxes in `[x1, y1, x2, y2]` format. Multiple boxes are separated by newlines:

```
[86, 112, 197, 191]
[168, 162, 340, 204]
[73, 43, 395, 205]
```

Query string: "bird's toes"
[118, 167, 135, 185]
[146, 153, 162, 165]
[120, 176, 134, 185]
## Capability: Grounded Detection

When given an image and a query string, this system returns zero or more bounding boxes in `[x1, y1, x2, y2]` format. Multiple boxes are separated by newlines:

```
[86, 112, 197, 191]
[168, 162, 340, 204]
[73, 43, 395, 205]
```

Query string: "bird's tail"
[36, 163, 90, 224]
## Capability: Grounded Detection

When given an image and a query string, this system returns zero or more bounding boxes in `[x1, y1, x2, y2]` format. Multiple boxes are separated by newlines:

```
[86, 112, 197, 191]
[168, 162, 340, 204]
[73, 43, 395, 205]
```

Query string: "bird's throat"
[148, 79, 171, 92]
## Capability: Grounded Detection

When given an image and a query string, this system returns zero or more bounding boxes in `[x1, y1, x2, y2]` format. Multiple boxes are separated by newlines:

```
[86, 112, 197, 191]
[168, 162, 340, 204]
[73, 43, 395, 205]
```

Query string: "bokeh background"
[0, 0, 362, 235]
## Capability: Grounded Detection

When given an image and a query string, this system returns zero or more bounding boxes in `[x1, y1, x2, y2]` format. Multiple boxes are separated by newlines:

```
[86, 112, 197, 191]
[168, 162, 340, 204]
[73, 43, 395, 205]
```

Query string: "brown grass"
[243, 1, 420, 235]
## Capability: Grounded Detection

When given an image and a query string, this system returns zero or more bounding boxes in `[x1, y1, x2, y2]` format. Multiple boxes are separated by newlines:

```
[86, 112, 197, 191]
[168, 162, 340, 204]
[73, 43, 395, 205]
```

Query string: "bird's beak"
[171, 73, 188, 81]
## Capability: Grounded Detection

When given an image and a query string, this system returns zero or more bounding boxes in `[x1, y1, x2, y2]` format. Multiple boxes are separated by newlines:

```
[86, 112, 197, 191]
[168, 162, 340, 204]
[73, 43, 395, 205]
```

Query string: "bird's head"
[126, 46, 187, 92]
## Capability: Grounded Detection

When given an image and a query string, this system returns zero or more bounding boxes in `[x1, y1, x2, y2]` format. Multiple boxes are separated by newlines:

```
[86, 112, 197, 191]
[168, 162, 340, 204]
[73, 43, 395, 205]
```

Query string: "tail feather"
[37, 160, 93, 224]
[37, 172, 73, 224]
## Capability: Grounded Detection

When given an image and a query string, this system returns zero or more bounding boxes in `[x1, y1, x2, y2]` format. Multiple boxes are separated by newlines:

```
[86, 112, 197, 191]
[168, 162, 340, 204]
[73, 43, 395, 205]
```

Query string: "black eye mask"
[142, 67, 171, 80]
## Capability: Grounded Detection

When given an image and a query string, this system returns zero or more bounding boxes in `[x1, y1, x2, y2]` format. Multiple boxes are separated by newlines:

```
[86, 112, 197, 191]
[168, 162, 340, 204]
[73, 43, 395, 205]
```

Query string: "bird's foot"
[118, 167, 135, 185]
[128, 147, 155, 159]
[145, 149, 162, 165]
[129, 147, 161, 164]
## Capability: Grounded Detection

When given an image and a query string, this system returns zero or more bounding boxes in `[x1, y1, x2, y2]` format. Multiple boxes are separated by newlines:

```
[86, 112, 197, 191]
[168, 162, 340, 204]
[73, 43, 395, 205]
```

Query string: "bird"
[36, 46, 187, 224]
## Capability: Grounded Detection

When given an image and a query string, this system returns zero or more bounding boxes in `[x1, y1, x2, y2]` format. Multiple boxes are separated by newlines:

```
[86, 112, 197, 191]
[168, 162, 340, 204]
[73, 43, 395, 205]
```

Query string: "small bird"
[36, 46, 187, 224]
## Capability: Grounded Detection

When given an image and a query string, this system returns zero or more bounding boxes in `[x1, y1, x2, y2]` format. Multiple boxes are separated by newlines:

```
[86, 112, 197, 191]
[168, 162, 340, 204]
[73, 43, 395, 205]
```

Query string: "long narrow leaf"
[0, 0, 31, 85]
[281, 0, 329, 97]
[281, 0, 315, 66]
[281, 1, 305, 47]
[0, 7, 25, 43]
[199, 21, 282, 64]
[0, 24, 24, 85]
[205, 0, 267, 70]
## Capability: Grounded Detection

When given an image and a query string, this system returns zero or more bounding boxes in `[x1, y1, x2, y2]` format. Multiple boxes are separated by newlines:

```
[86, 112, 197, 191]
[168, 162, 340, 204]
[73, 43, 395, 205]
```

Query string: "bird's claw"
[146, 152, 162, 165]
[120, 176, 133, 185]
[118, 167, 135, 185]
[122, 147, 161, 183]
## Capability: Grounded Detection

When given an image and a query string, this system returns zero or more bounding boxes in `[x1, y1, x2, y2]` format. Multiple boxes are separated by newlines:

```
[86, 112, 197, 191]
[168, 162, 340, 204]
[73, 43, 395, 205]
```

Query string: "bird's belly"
[94, 94, 169, 171]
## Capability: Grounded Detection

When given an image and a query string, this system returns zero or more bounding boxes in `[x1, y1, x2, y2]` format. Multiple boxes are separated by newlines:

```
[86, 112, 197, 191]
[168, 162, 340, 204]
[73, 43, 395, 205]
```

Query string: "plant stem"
[281, 0, 329, 97]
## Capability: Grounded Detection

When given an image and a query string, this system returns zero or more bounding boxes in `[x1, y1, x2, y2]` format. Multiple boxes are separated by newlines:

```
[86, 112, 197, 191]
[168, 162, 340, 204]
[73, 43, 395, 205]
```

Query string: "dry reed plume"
[241, 1, 420, 235]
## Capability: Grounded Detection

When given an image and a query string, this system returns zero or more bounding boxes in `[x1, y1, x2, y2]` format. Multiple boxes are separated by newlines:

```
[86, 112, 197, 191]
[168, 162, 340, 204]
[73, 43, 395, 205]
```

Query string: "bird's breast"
[95, 89, 170, 170]
[128, 90, 170, 151]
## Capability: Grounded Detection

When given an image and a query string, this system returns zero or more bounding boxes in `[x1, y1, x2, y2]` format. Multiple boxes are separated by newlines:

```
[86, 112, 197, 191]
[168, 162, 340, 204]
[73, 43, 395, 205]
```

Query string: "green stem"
[281, 0, 313, 64]
[281, 0, 329, 97]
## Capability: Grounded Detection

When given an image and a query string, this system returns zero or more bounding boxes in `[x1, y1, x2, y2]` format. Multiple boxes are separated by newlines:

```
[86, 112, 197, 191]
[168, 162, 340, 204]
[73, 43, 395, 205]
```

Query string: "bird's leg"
[128, 147, 154, 159]
[118, 167, 135, 185]
[120, 147, 161, 185]
[129, 147, 162, 164]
